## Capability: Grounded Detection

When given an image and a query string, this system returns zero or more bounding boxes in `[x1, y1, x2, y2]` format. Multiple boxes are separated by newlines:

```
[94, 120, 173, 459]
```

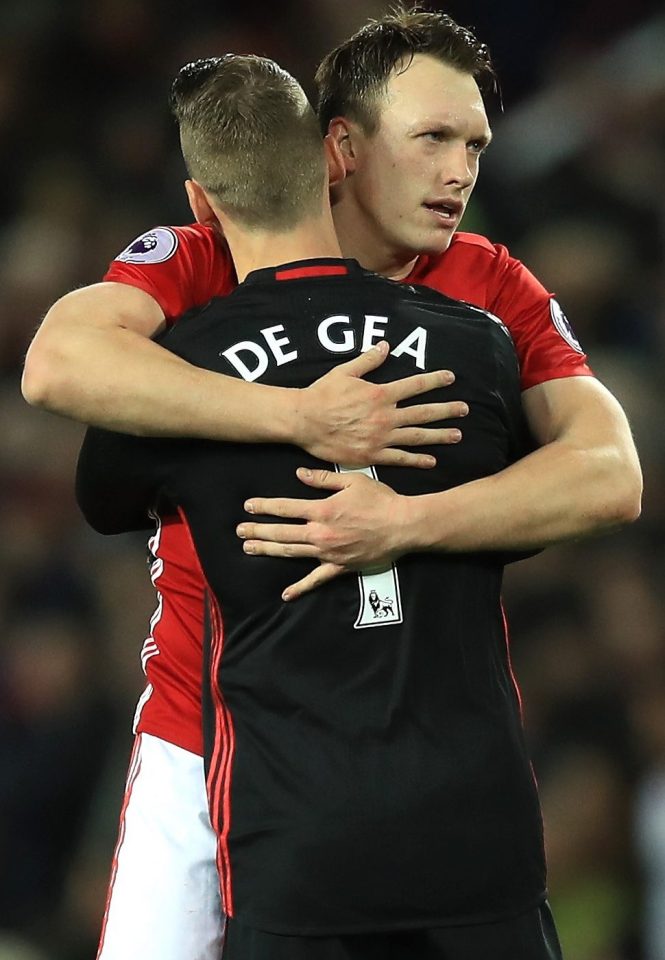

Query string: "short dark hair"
[170, 55, 326, 230]
[315, 4, 497, 135]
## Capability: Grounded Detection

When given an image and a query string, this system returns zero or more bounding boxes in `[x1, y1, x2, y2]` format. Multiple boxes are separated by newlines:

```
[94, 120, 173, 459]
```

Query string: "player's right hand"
[296, 341, 468, 468]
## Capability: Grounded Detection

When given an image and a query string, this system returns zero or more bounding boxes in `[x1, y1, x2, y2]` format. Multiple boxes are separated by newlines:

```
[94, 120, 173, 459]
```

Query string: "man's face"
[343, 54, 492, 264]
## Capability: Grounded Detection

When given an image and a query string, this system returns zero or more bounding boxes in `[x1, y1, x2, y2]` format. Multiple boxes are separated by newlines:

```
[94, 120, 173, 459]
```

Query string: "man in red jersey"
[22, 7, 641, 960]
[78, 53, 561, 960]
[231, 13, 644, 595]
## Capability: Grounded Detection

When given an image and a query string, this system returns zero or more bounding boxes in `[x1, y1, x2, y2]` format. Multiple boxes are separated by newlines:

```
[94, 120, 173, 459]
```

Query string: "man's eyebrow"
[417, 123, 493, 147]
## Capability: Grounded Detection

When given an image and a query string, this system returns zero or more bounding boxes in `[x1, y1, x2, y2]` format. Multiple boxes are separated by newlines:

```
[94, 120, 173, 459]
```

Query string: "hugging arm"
[237, 377, 642, 599]
[76, 427, 163, 535]
[23, 282, 463, 469]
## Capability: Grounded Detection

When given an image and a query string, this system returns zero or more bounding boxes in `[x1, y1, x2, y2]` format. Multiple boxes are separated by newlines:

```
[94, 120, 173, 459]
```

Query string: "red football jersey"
[104, 223, 593, 755]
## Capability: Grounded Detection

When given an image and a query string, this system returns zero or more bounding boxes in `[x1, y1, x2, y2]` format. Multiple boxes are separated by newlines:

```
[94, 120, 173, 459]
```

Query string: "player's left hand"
[237, 468, 410, 600]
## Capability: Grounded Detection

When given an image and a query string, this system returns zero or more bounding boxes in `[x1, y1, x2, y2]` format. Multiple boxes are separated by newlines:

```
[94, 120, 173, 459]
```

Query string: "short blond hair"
[171, 55, 326, 230]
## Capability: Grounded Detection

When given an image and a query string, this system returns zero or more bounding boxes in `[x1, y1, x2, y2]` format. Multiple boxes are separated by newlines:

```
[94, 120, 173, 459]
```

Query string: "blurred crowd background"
[0, 1, 663, 958]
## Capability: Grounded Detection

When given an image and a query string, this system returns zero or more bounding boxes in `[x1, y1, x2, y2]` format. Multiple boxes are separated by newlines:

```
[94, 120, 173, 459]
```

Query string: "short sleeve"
[482, 245, 593, 390]
[103, 223, 237, 324]
[410, 235, 594, 392]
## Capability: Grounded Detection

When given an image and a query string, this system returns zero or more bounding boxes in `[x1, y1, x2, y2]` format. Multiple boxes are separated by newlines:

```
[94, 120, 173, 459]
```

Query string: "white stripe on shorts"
[97, 733, 224, 960]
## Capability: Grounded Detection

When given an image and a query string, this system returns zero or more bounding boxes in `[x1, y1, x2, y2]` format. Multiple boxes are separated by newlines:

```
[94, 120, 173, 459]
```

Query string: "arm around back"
[403, 375, 642, 552]
[21, 281, 466, 466]
[234, 374, 643, 589]
[21, 281, 296, 441]
[520, 375, 642, 528]
[75, 426, 160, 535]
[21, 280, 337, 445]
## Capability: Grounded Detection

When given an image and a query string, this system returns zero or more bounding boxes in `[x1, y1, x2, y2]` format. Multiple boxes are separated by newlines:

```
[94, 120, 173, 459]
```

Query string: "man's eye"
[423, 131, 444, 142]
[468, 140, 487, 154]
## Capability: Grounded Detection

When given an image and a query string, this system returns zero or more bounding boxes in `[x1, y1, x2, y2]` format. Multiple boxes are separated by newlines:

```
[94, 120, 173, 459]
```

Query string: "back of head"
[315, 3, 496, 135]
[171, 55, 326, 230]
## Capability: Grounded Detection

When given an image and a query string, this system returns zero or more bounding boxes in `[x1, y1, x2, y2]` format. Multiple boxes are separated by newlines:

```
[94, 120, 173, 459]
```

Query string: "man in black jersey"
[76, 56, 561, 960]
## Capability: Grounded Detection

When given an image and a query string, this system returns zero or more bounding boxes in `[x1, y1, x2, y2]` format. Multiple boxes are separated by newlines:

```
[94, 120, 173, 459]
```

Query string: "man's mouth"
[423, 200, 462, 225]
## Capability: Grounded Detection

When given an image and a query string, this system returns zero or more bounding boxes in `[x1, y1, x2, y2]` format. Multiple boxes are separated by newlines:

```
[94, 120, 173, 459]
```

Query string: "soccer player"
[77, 52, 559, 960]
[21, 7, 642, 960]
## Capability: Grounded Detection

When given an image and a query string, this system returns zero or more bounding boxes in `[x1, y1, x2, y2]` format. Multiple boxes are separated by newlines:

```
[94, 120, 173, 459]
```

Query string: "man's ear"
[185, 179, 217, 226]
[326, 118, 358, 175]
[324, 134, 347, 187]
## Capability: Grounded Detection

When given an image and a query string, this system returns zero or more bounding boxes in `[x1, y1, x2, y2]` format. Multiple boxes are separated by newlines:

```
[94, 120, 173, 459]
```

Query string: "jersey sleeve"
[484, 244, 593, 390]
[103, 223, 236, 325]
[76, 428, 163, 534]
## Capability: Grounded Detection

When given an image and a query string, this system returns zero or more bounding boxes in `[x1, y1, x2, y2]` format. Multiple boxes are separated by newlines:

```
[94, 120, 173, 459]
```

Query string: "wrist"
[398, 492, 447, 553]
[394, 493, 425, 554]
[268, 385, 302, 445]
[285, 383, 321, 453]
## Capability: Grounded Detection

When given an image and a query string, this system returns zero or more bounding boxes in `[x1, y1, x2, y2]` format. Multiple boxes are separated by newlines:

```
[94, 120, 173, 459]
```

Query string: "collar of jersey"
[242, 257, 365, 286]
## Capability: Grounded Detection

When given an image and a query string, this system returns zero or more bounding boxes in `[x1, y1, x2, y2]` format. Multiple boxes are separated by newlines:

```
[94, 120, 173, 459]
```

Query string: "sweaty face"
[349, 55, 491, 265]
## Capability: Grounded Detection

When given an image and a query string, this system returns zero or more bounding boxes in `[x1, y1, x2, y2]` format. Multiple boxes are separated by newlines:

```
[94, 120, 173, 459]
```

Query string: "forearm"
[22, 287, 296, 441]
[402, 434, 642, 553]
[236, 379, 642, 599]
[26, 323, 297, 440]
[76, 429, 156, 534]
[23, 284, 465, 465]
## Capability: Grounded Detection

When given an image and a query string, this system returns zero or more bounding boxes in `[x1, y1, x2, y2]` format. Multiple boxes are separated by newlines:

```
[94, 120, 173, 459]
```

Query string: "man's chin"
[381, 227, 455, 276]
[411, 229, 455, 258]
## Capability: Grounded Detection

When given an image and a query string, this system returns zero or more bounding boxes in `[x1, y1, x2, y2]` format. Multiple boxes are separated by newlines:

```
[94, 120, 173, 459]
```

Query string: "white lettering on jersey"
[222, 341, 269, 382]
[222, 314, 429, 380]
[390, 326, 427, 370]
[260, 325, 298, 366]
[116, 227, 178, 264]
[221, 325, 299, 380]
[550, 298, 584, 354]
[361, 316, 388, 352]
[318, 315, 354, 352]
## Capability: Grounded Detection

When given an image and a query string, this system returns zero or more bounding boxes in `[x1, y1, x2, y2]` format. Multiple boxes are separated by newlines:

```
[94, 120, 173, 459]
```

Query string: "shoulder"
[409, 232, 550, 311]
[170, 222, 225, 253]
[407, 232, 522, 298]
[104, 222, 236, 320]
[393, 273, 515, 343]
[449, 231, 505, 255]
[111, 222, 226, 265]
[431, 231, 513, 273]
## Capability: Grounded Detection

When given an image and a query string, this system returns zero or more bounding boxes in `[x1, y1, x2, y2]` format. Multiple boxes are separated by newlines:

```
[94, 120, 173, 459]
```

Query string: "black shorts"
[221, 902, 563, 960]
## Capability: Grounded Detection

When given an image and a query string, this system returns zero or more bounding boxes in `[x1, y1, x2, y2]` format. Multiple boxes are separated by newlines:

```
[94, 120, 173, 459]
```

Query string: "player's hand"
[237, 468, 411, 600]
[295, 342, 467, 469]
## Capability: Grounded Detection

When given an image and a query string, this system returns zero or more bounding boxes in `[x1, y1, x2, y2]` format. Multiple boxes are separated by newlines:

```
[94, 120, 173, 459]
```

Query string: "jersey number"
[335, 465, 403, 629]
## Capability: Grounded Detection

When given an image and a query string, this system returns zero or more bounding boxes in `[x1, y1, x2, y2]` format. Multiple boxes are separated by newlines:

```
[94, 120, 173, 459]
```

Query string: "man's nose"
[439, 143, 474, 189]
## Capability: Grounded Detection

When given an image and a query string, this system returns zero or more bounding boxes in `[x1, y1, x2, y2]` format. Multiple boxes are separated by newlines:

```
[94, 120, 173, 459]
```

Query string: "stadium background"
[0, 1, 663, 958]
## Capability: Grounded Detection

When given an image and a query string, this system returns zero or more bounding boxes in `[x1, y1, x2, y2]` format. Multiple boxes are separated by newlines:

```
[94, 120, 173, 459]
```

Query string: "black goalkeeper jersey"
[77, 258, 546, 935]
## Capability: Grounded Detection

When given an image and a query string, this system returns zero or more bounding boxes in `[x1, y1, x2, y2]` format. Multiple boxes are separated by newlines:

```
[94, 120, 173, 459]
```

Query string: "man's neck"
[226, 210, 343, 282]
[331, 193, 418, 281]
